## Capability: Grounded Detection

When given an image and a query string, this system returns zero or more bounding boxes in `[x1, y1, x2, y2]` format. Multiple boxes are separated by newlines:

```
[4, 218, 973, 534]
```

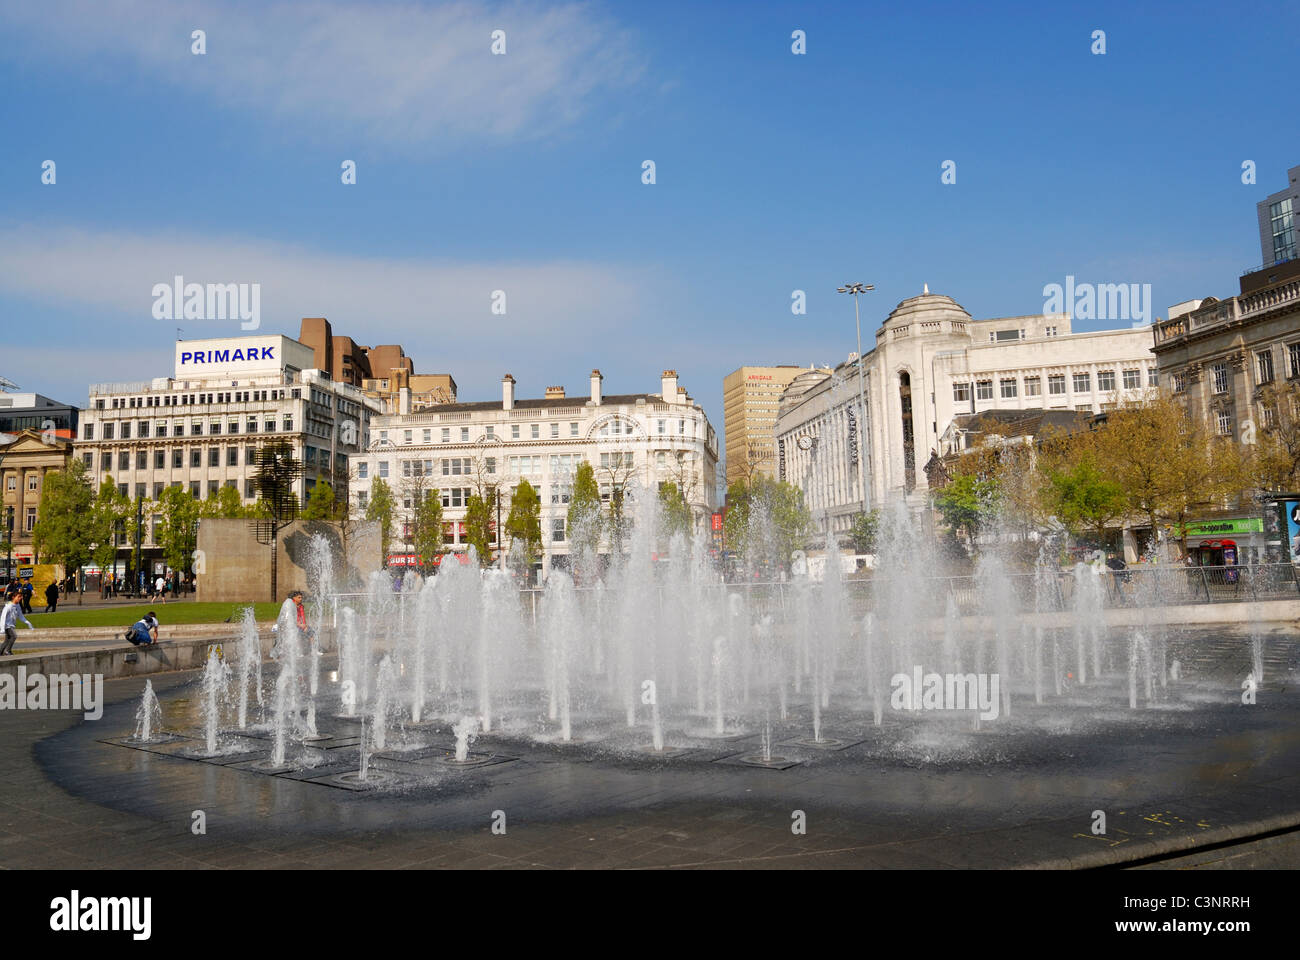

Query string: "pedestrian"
[155, 574, 166, 605]
[1, 589, 35, 655]
[43, 581, 58, 613]
[20, 579, 34, 614]
[124, 611, 159, 646]
[271, 589, 317, 660]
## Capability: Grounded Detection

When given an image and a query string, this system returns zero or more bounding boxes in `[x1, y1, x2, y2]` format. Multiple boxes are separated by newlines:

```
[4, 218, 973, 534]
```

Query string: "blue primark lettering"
[230, 349, 244, 361]
[180, 352, 192, 364]
[213, 350, 229, 362]
[261, 347, 274, 359]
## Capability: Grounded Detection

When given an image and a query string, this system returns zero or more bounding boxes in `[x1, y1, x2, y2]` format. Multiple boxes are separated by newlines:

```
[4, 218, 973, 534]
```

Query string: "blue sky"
[2, 0, 1296, 460]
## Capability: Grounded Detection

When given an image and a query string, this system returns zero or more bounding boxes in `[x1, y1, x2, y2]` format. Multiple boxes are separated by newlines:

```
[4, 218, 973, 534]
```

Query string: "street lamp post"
[4, 506, 12, 585]
[837, 282, 874, 516]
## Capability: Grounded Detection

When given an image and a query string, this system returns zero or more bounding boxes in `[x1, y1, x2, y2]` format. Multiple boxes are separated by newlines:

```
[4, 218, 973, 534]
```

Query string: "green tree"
[566, 461, 601, 556]
[89, 477, 129, 576]
[657, 481, 692, 546]
[31, 458, 95, 602]
[723, 475, 813, 572]
[365, 477, 396, 559]
[154, 484, 201, 576]
[202, 484, 251, 519]
[410, 488, 444, 570]
[933, 473, 997, 545]
[299, 481, 339, 522]
[505, 478, 543, 570]
[463, 490, 496, 567]
[846, 509, 880, 554]
[1045, 458, 1127, 547]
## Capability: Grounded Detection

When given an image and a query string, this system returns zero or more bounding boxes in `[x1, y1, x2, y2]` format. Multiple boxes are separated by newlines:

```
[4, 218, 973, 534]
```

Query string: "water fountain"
[133, 680, 163, 743]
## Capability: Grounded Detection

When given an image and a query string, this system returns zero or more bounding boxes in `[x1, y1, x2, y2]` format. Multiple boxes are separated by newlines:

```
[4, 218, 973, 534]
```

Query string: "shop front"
[1182, 517, 1265, 565]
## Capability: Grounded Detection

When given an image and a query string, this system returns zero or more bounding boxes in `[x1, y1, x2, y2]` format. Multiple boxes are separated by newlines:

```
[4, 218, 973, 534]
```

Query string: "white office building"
[351, 369, 720, 575]
[775, 288, 1160, 532]
[75, 335, 383, 511]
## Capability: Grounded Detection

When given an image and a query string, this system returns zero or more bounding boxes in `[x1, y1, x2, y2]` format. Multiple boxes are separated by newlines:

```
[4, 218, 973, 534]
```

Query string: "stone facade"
[0, 430, 73, 566]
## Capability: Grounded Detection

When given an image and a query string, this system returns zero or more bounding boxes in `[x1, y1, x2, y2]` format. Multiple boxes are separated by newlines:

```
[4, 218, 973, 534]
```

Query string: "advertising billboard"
[1286, 501, 1300, 564]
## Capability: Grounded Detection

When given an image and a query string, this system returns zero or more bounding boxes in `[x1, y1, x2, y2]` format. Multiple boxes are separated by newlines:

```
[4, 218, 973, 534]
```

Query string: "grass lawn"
[26, 603, 282, 629]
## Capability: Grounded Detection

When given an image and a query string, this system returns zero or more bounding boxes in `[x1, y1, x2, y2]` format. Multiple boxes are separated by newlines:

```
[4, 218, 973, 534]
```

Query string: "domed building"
[775, 285, 1159, 529]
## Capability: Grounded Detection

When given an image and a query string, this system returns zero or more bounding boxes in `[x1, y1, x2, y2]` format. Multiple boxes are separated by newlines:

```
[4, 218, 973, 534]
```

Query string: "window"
[1048, 374, 1066, 395]
[117, 451, 129, 470]
[283, 417, 293, 432]
[1122, 369, 1140, 390]
[1072, 372, 1090, 393]
[994, 329, 1021, 342]
[136, 451, 148, 470]
[190, 481, 201, 497]
[357, 490, 368, 508]
[570, 422, 579, 437]
[27, 474, 38, 491]
[209, 421, 220, 434]
[508, 455, 542, 477]
[1045, 326, 1058, 337]
[1097, 370, 1116, 392]
[138, 421, 150, 438]
[228, 447, 238, 466]
[442, 458, 470, 475]
[599, 452, 633, 469]
[1172, 373, 1186, 393]
[378, 461, 389, 478]
[1148, 369, 1159, 387]
[246, 446, 256, 465]
[1216, 410, 1232, 436]
[172, 450, 183, 468]
[1269, 197, 1296, 264]
[25, 508, 36, 532]
[227, 421, 238, 434]
[209, 448, 220, 467]
[440, 488, 469, 508]
[441, 428, 450, 443]
[1024, 376, 1041, 397]
[265, 419, 275, 433]
[975, 380, 993, 400]
[154, 483, 164, 499]
[1210, 363, 1228, 394]
[485, 457, 496, 474]
[82, 423, 94, 440]
[952, 383, 971, 402]
[358, 462, 368, 479]
[1261, 404, 1277, 429]
[1000, 378, 1017, 399]
[531, 424, 540, 439]
[461, 427, 470, 442]
[1257, 349, 1275, 384]
[100, 452, 111, 470]
[485, 426, 494, 439]
[551, 423, 559, 438]
[103, 423, 114, 440]
[246, 418, 257, 433]
[83, 452, 92, 468]
[511, 424, 520, 440]
[245, 479, 256, 498]
[208, 480, 220, 497]
[551, 517, 565, 542]
[1289, 343, 1300, 379]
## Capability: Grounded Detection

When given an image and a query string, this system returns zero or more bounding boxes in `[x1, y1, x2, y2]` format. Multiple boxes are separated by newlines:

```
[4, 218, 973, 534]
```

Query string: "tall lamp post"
[837, 282, 874, 515]
[4, 505, 12, 585]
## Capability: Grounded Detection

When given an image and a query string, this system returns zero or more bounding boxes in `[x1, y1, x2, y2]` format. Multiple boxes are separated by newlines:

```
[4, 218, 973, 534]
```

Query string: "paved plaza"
[2, 627, 1297, 871]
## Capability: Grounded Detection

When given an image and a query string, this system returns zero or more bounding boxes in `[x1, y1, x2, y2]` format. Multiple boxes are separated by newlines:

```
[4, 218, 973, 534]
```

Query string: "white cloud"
[0, 0, 644, 147]
[0, 222, 660, 361]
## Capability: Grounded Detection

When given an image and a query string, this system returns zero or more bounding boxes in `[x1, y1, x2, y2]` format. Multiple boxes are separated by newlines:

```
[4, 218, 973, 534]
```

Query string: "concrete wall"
[195, 518, 381, 603]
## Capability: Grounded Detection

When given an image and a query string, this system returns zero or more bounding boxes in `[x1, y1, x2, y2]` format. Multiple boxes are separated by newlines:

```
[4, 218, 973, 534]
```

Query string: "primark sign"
[172, 336, 300, 379]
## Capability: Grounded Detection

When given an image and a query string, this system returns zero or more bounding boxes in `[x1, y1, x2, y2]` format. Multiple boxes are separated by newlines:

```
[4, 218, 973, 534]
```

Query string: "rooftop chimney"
[398, 386, 412, 416]
[545, 385, 566, 399]
[589, 369, 603, 406]
[502, 374, 516, 411]
[661, 369, 678, 405]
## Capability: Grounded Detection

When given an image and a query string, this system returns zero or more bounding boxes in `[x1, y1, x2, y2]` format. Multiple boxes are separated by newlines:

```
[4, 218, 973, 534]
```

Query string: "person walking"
[43, 580, 58, 613]
[1, 589, 35, 655]
[155, 574, 167, 604]
[19, 579, 33, 614]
